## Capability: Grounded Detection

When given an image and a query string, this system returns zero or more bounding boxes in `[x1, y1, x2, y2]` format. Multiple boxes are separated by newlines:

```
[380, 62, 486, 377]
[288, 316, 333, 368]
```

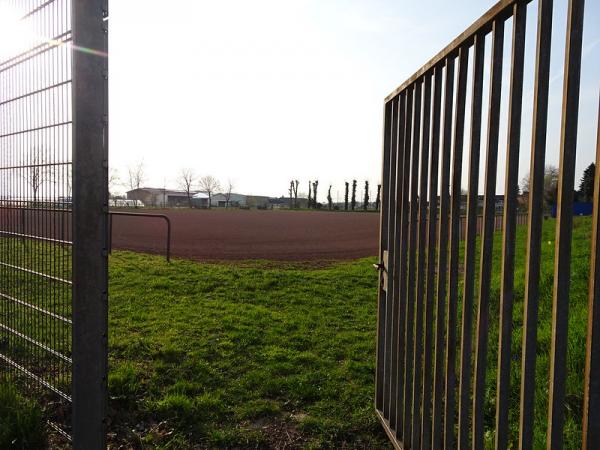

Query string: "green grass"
[0, 382, 46, 449]
[108, 254, 388, 448]
[105, 217, 592, 449]
[474, 216, 591, 449]
[0, 216, 593, 448]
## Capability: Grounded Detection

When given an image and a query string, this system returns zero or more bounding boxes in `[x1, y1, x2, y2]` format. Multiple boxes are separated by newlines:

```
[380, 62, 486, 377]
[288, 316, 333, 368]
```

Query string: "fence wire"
[0, 0, 74, 439]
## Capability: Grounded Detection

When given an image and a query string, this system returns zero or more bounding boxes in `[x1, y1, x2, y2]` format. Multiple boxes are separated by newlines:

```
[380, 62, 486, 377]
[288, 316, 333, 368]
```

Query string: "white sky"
[108, 0, 599, 202]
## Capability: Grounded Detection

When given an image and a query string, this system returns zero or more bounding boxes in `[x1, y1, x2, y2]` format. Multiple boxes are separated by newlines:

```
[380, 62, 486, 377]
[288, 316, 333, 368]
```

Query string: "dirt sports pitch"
[110, 209, 379, 261]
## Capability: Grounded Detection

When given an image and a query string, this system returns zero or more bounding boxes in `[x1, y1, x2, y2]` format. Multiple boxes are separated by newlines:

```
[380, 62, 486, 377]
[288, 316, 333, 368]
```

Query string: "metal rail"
[108, 211, 172, 262]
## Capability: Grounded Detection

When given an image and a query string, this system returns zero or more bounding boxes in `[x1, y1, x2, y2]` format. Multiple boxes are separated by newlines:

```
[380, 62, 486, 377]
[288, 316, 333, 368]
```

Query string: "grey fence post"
[72, 0, 109, 448]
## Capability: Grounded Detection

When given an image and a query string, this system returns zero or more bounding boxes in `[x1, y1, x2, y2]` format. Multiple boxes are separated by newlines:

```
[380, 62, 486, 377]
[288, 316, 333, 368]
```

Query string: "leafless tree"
[22, 152, 53, 204]
[224, 179, 234, 208]
[64, 167, 72, 199]
[293, 180, 299, 208]
[289, 181, 294, 209]
[127, 161, 146, 191]
[199, 175, 220, 209]
[109, 168, 120, 199]
[177, 168, 196, 208]
[126, 161, 146, 208]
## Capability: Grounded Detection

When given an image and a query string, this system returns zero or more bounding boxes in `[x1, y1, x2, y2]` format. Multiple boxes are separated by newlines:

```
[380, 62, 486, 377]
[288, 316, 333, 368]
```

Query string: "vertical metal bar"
[390, 94, 407, 429]
[165, 216, 171, 263]
[458, 32, 485, 450]
[376, 100, 393, 411]
[496, 4, 527, 449]
[519, 2, 553, 448]
[403, 80, 422, 448]
[385, 95, 399, 421]
[395, 86, 413, 437]
[383, 97, 399, 420]
[445, 44, 469, 450]
[421, 63, 443, 450]
[108, 213, 112, 254]
[432, 56, 455, 450]
[412, 72, 432, 450]
[547, 0, 585, 448]
[582, 96, 600, 450]
[71, 0, 108, 447]
[473, 18, 505, 450]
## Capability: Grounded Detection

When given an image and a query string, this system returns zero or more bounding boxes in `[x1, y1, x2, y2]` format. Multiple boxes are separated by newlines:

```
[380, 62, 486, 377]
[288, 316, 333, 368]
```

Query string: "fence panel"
[0, 0, 108, 447]
[375, 0, 597, 449]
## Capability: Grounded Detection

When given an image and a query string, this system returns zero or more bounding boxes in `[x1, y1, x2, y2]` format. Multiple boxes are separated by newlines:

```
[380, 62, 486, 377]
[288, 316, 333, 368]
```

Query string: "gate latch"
[374, 251, 388, 292]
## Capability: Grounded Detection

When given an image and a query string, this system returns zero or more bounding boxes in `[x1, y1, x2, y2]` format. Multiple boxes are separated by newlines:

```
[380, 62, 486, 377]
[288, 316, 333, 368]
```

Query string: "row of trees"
[288, 179, 382, 211]
[112, 162, 232, 208]
[284, 162, 595, 214]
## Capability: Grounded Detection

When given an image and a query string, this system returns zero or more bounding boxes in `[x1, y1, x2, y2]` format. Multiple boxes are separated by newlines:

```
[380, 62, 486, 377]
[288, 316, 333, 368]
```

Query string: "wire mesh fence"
[0, 0, 107, 446]
[0, 0, 74, 440]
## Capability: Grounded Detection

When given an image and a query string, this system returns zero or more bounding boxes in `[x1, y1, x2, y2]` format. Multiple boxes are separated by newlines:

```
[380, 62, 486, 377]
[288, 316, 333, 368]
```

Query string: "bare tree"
[312, 180, 319, 208]
[351, 179, 357, 211]
[308, 180, 312, 209]
[177, 168, 196, 208]
[289, 181, 294, 209]
[375, 184, 381, 211]
[363, 180, 369, 211]
[64, 167, 72, 200]
[127, 161, 146, 191]
[22, 152, 53, 204]
[225, 179, 234, 208]
[126, 161, 146, 208]
[109, 168, 120, 200]
[293, 180, 299, 208]
[199, 175, 220, 209]
[327, 185, 333, 210]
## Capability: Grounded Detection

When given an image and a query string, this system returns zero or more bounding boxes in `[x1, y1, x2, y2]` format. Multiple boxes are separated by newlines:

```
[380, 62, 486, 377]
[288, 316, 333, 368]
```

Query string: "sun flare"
[0, 4, 38, 60]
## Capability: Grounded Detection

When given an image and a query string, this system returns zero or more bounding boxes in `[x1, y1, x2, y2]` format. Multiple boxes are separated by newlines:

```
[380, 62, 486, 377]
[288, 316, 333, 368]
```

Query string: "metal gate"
[375, 0, 599, 449]
[0, 0, 108, 447]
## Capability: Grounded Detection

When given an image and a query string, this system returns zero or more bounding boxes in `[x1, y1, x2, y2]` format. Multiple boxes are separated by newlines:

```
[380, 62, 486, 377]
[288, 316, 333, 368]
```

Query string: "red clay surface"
[111, 209, 379, 261]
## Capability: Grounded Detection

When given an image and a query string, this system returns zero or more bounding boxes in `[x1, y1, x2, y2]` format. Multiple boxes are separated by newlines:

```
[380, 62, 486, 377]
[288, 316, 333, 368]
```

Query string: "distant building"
[209, 193, 271, 208]
[126, 188, 197, 207]
[276, 197, 309, 209]
[191, 192, 210, 208]
[246, 195, 271, 209]
[459, 194, 505, 213]
[126, 188, 275, 209]
[211, 193, 247, 208]
[269, 197, 288, 209]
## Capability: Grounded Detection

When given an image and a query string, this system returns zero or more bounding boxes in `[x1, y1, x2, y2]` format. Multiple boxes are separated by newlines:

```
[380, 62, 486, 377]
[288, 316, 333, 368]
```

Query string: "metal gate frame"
[375, 0, 598, 449]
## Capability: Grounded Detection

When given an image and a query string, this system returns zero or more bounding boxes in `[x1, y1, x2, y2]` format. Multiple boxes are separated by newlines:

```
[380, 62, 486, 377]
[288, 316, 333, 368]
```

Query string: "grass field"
[1, 217, 593, 449]
[107, 254, 387, 449]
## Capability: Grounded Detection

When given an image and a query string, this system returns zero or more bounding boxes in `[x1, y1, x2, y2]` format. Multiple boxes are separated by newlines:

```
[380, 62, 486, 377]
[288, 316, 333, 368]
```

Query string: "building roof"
[192, 192, 209, 199]
[127, 187, 198, 196]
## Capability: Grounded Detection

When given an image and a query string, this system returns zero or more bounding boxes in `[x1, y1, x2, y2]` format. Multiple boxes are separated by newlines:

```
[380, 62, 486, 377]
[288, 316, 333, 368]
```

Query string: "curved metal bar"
[109, 211, 171, 262]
